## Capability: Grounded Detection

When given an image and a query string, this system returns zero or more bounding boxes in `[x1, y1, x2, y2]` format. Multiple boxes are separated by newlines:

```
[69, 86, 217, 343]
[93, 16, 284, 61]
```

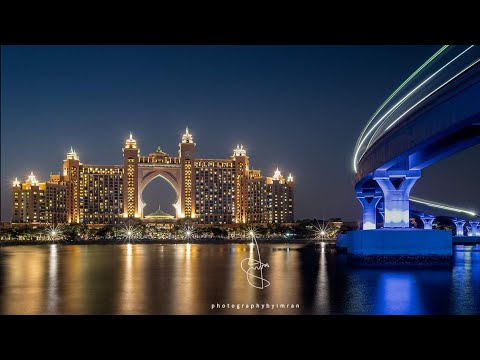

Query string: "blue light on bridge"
[384, 209, 410, 228]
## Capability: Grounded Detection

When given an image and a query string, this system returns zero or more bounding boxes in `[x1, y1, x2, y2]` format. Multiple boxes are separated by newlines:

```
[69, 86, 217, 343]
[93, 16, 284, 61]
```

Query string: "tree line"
[0, 218, 355, 241]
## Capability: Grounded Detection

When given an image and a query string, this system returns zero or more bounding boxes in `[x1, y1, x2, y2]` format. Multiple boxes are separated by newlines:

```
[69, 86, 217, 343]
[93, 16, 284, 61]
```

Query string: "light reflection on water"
[375, 273, 422, 315]
[0, 244, 478, 315]
[47, 244, 58, 314]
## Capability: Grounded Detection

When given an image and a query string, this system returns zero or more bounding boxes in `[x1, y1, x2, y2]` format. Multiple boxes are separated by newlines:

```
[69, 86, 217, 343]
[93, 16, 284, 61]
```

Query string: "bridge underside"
[356, 65, 480, 230]
[357, 65, 480, 180]
[348, 62, 480, 261]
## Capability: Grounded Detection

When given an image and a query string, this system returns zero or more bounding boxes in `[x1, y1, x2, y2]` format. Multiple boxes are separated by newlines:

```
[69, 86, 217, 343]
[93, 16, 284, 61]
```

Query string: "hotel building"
[12, 129, 294, 225]
[247, 169, 294, 224]
[12, 173, 67, 225]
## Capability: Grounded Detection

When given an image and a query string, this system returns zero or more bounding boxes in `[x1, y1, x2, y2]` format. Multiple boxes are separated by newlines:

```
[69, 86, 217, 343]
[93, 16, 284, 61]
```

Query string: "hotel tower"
[12, 129, 294, 226]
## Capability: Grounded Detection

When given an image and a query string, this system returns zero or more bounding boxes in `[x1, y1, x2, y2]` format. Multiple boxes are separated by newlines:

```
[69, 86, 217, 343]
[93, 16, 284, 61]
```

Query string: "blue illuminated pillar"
[468, 221, 480, 236]
[374, 170, 420, 228]
[420, 215, 435, 230]
[357, 194, 382, 230]
[466, 225, 472, 236]
[453, 220, 466, 236]
[355, 179, 382, 230]
[378, 201, 385, 224]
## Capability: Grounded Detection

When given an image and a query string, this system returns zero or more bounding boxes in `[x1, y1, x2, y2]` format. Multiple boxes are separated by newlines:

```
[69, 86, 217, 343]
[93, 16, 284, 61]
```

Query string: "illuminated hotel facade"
[12, 173, 67, 225]
[12, 128, 294, 226]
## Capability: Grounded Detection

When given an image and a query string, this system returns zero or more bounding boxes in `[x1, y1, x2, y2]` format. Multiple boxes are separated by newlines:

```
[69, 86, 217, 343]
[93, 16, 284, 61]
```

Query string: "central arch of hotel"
[138, 165, 182, 219]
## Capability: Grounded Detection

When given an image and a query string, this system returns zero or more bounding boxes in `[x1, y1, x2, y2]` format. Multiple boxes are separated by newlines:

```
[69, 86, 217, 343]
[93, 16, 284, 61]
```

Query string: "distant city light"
[119, 221, 140, 242]
[245, 227, 258, 240]
[46, 224, 63, 241]
[182, 225, 195, 240]
[313, 220, 335, 240]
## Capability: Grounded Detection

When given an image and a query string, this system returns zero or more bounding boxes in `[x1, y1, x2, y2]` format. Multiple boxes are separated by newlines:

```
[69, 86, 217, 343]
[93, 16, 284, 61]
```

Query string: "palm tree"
[63, 224, 78, 240]
[20, 226, 35, 240]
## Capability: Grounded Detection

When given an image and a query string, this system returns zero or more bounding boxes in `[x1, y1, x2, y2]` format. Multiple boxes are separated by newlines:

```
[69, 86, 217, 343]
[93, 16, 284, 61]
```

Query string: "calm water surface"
[0, 243, 479, 315]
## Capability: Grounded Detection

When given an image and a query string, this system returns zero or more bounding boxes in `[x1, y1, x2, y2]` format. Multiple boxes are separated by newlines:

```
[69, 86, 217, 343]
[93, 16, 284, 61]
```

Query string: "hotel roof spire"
[233, 144, 247, 157]
[125, 131, 137, 148]
[182, 127, 194, 144]
[27, 172, 39, 186]
[67, 146, 79, 160]
[273, 168, 281, 180]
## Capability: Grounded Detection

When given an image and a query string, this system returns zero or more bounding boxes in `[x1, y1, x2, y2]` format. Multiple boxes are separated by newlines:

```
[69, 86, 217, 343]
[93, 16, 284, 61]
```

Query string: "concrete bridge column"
[468, 221, 480, 236]
[378, 210, 385, 222]
[377, 201, 385, 224]
[466, 225, 472, 236]
[453, 220, 466, 236]
[374, 170, 421, 228]
[356, 194, 382, 230]
[420, 216, 435, 230]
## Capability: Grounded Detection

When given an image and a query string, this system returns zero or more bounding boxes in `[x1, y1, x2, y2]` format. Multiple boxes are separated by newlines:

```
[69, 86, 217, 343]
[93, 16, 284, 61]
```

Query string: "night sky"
[2, 45, 479, 221]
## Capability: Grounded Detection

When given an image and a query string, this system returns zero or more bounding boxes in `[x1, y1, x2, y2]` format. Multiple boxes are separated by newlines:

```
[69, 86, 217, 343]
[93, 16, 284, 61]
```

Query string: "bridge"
[343, 45, 480, 261]
[409, 197, 480, 245]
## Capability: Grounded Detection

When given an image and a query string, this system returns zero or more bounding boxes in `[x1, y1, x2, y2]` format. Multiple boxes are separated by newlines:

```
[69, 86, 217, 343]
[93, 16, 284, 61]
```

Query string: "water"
[0, 243, 479, 315]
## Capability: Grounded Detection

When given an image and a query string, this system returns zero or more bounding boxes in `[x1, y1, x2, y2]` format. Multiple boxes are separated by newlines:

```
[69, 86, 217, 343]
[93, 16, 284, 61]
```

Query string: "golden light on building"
[11, 128, 294, 226]
[12, 173, 67, 225]
[66, 147, 79, 160]
[180, 127, 196, 219]
[247, 168, 294, 224]
[126, 132, 137, 149]
[273, 168, 281, 180]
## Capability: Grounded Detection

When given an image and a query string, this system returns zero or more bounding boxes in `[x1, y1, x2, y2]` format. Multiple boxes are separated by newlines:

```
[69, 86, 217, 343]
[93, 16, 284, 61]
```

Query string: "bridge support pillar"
[420, 216, 435, 230]
[355, 179, 382, 230]
[377, 201, 385, 224]
[453, 220, 466, 236]
[374, 170, 420, 228]
[356, 193, 382, 230]
[468, 221, 480, 236]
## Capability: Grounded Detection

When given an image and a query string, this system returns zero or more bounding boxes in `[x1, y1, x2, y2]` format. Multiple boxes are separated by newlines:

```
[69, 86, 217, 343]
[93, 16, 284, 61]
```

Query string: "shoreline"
[0, 238, 333, 247]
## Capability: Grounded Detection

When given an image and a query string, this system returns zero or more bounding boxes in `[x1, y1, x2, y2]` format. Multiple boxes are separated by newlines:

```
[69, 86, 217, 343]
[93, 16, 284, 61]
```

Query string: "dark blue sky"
[2, 45, 479, 221]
